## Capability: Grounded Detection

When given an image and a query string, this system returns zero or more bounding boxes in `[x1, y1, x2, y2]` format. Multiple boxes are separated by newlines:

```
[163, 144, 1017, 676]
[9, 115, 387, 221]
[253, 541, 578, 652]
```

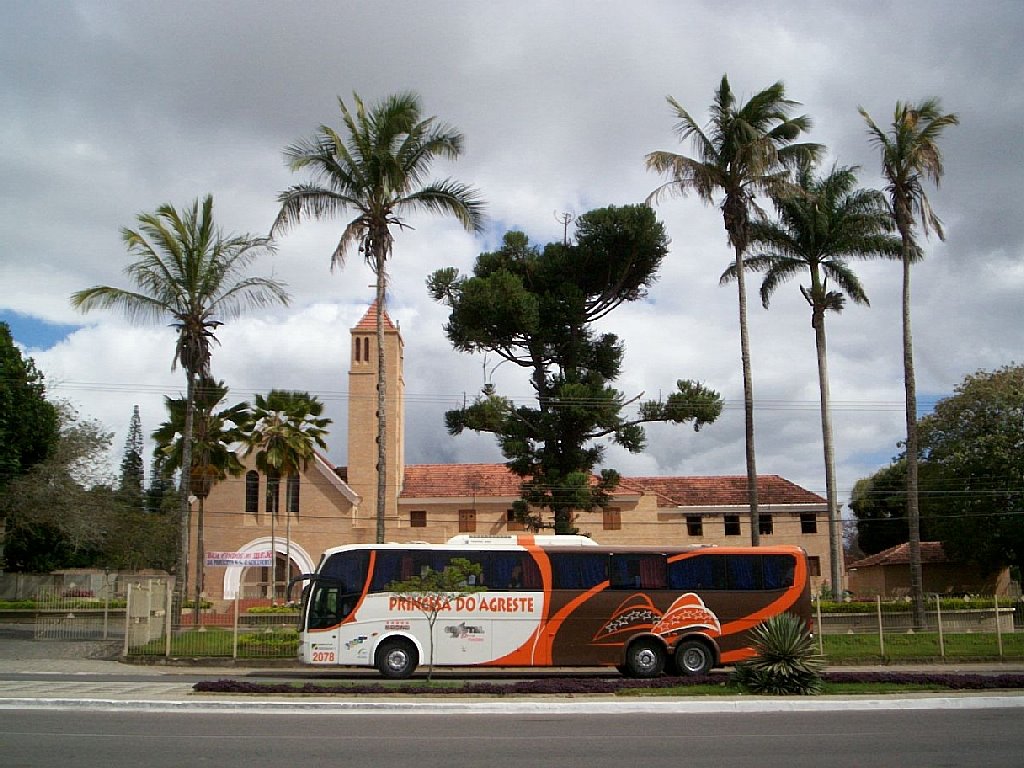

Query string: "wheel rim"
[633, 646, 658, 674]
[385, 647, 409, 673]
[680, 646, 707, 673]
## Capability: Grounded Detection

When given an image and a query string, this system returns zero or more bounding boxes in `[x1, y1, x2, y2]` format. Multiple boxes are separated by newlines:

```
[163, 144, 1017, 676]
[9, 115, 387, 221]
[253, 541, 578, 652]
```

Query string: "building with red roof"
[194, 303, 834, 605]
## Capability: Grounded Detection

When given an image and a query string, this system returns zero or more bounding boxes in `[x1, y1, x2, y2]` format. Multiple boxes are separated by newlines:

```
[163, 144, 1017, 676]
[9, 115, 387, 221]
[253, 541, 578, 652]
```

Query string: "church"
[192, 302, 835, 606]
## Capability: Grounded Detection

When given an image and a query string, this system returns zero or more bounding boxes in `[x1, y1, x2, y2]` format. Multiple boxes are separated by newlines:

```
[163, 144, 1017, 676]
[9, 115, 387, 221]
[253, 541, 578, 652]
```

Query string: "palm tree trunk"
[172, 371, 195, 625]
[734, 243, 760, 546]
[901, 249, 926, 628]
[814, 312, 843, 598]
[267, 473, 277, 600]
[285, 475, 292, 596]
[374, 245, 388, 545]
[193, 495, 204, 628]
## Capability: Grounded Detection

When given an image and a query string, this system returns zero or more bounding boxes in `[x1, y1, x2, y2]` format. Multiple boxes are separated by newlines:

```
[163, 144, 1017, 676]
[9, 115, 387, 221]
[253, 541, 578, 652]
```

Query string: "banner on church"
[205, 550, 273, 567]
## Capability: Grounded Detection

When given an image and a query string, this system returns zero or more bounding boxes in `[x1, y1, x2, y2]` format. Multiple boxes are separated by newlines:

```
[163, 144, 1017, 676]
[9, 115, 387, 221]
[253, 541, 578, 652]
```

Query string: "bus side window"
[610, 555, 667, 589]
[763, 554, 796, 590]
[550, 553, 608, 589]
[668, 555, 726, 590]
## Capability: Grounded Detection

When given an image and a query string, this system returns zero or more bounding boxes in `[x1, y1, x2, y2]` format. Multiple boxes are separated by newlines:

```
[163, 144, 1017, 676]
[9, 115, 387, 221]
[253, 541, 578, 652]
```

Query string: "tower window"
[288, 473, 300, 518]
[245, 471, 259, 517]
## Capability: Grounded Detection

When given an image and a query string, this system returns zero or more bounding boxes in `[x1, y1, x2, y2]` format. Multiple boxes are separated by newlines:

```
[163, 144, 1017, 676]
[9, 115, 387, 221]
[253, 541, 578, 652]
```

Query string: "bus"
[292, 535, 811, 679]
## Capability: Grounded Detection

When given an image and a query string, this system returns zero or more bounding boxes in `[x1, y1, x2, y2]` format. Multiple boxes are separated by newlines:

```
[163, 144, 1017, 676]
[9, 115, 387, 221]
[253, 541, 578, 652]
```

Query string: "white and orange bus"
[292, 535, 811, 678]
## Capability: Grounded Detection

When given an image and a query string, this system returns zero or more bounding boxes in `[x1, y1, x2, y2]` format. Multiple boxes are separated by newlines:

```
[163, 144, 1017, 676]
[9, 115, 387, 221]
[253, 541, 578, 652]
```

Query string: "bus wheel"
[376, 638, 418, 679]
[674, 639, 713, 676]
[625, 639, 665, 678]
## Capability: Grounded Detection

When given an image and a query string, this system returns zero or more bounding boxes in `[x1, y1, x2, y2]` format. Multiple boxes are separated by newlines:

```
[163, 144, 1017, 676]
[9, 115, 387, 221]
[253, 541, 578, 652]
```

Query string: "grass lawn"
[821, 631, 1024, 662]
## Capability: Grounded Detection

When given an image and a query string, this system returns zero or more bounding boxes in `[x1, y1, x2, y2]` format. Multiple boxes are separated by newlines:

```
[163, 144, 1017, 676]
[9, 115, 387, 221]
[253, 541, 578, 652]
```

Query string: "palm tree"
[70, 195, 289, 620]
[272, 92, 485, 544]
[153, 377, 250, 625]
[244, 390, 330, 599]
[647, 75, 821, 544]
[859, 99, 958, 626]
[723, 163, 901, 595]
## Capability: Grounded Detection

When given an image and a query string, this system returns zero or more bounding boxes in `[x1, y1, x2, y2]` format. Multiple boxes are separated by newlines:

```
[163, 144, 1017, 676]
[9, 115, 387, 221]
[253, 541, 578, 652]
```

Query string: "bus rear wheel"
[624, 639, 665, 678]
[673, 639, 713, 676]
[376, 638, 418, 679]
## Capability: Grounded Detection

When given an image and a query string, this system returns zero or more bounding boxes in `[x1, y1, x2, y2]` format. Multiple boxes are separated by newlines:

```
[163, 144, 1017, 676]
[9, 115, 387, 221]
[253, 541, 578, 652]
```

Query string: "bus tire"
[674, 639, 714, 676]
[376, 638, 418, 679]
[624, 638, 665, 678]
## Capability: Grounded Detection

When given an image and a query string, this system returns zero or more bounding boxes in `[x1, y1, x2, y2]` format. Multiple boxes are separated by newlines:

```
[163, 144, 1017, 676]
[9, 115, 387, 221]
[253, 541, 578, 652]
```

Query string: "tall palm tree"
[71, 195, 289, 620]
[723, 163, 901, 595]
[153, 377, 250, 625]
[272, 91, 484, 544]
[647, 75, 821, 544]
[859, 99, 958, 625]
[244, 390, 330, 599]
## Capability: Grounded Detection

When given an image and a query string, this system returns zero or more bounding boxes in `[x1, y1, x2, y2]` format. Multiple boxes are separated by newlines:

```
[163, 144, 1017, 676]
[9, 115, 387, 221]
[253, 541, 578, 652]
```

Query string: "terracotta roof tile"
[402, 464, 523, 498]
[848, 542, 948, 569]
[621, 475, 825, 507]
[400, 464, 825, 507]
[353, 300, 398, 332]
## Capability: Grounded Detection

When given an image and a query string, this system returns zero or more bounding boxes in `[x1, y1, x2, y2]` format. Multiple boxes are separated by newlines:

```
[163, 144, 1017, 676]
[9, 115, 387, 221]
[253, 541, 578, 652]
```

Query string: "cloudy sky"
[2, 1, 1021, 511]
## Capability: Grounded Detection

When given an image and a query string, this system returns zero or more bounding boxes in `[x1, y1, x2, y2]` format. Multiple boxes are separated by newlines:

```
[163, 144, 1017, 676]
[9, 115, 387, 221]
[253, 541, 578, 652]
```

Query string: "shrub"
[731, 612, 825, 695]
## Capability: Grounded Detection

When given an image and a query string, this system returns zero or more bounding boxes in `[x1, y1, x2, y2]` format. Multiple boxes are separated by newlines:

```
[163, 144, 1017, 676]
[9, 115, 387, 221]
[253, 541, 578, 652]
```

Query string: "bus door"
[306, 550, 369, 665]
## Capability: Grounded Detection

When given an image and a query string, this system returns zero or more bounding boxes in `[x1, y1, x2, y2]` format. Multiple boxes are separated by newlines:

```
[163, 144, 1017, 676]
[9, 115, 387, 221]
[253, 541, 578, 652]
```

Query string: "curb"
[3, 694, 1024, 714]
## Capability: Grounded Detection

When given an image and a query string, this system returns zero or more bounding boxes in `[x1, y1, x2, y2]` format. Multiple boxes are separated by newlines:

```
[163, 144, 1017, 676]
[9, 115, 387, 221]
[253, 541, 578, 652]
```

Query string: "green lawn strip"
[821, 632, 1024, 661]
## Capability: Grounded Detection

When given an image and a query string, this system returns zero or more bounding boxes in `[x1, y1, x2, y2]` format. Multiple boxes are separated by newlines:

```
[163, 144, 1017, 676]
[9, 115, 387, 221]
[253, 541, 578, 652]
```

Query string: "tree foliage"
[852, 366, 1022, 578]
[919, 365, 1024, 578]
[0, 403, 176, 571]
[387, 557, 484, 680]
[647, 75, 821, 544]
[118, 405, 146, 511]
[274, 91, 484, 545]
[724, 162, 900, 593]
[0, 322, 60, 493]
[859, 98, 959, 624]
[71, 194, 289, 616]
[429, 205, 722, 533]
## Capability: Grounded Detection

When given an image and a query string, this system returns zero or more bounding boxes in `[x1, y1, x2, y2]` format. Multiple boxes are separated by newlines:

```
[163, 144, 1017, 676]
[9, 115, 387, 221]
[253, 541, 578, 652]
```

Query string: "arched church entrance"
[222, 538, 315, 601]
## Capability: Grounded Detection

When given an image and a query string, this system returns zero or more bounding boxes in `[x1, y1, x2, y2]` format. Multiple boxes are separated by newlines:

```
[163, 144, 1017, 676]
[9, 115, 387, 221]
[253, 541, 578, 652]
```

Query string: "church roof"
[402, 463, 524, 498]
[353, 300, 398, 332]
[400, 463, 825, 507]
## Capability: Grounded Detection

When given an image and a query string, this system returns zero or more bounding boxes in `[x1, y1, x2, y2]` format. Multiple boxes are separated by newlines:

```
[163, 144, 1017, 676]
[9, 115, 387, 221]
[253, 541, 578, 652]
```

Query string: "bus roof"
[319, 536, 807, 559]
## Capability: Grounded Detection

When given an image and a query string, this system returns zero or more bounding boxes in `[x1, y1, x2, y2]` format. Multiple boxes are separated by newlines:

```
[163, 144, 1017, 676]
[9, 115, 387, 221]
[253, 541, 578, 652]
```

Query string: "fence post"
[164, 580, 173, 658]
[816, 596, 824, 656]
[233, 593, 240, 659]
[876, 595, 885, 659]
[122, 582, 132, 658]
[935, 594, 944, 659]
[995, 594, 1004, 658]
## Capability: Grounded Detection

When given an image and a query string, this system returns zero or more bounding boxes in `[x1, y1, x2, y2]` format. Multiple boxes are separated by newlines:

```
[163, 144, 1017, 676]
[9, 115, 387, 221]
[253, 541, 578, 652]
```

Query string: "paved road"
[4, 708, 1024, 768]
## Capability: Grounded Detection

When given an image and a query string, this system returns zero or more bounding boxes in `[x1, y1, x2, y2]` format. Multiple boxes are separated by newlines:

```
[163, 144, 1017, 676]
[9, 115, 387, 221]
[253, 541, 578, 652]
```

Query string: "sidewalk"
[1, 637, 1023, 713]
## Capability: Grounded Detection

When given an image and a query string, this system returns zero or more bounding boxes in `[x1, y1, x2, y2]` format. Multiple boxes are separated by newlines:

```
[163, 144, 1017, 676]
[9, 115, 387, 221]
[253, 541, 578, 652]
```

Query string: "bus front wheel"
[376, 638, 418, 679]
[674, 639, 713, 676]
[624, 639, 665, 678]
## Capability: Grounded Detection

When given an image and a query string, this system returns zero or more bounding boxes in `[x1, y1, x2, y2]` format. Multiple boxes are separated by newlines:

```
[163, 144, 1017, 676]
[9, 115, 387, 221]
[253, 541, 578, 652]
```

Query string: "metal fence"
[123, 579, 299, 659]
[814, 594, 1024, 662]
[33, 572, 125, 641]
